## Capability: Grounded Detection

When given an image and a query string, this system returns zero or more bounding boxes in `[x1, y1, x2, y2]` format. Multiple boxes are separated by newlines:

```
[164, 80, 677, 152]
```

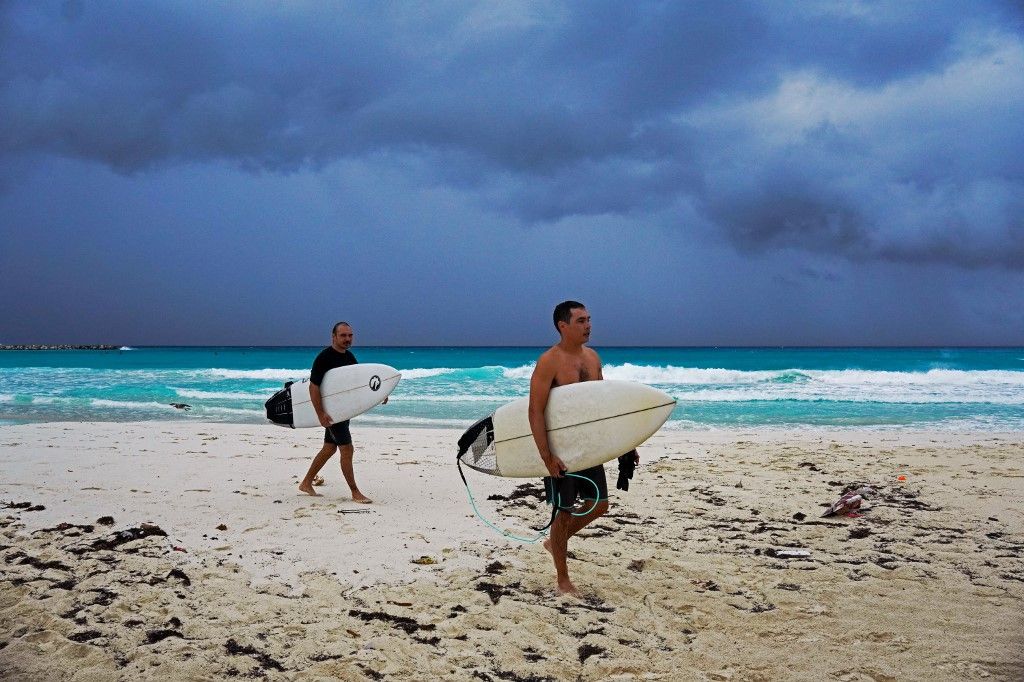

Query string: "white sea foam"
[356, 414, 474, 428]
[90, 399, 179, 410]
[603, 364, 786, 384]
[806, 368, 1024, 386]
[204, 368, 307, 381]
[396, 394, 510, 402]
[658, 419, 992, 433]
[119, 346, 134, 351]
[31, 397, 57, 404]
[399, 367, 459, 379]
[199, 405, 264, 416]
[0, 394, 13, 402]
[668, 388, 1024, 404]
[511, 361, 1023, 385]
[173, 388, 269, 401]
[496, 364, 1024, 405]
[503, 363, 804, 384]
[501, 364, 535, 380]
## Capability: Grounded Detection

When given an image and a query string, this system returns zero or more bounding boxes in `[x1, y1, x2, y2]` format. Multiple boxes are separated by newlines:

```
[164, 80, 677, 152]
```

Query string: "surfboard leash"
[456, 457, 599, 544]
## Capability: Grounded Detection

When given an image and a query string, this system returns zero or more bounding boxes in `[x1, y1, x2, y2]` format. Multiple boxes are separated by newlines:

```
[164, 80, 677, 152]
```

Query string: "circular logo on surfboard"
[369, 375, 381, 391]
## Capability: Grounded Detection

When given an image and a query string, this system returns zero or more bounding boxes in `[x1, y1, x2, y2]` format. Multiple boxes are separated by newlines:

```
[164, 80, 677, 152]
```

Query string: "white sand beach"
[1, 422, 1022, 680]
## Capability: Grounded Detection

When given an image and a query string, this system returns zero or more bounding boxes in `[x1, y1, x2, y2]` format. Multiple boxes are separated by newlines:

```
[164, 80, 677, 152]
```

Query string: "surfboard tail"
[264, 382, 295, 427]
[457, 415, 499, 475]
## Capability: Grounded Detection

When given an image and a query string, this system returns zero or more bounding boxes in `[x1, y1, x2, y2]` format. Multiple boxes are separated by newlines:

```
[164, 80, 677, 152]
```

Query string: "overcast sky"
[2, 1, 1023, 346]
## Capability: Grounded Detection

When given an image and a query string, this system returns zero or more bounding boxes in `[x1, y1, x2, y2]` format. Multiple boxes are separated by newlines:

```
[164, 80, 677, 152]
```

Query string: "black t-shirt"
[310, 347, 357, 386]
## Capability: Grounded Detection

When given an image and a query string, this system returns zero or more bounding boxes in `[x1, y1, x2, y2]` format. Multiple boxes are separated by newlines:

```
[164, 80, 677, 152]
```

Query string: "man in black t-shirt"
[298, 321, 384, 502]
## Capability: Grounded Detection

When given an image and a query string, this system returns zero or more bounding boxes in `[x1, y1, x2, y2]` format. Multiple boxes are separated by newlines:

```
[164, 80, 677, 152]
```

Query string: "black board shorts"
[324, 421, 352, 446]
[544, 464, 608, 510]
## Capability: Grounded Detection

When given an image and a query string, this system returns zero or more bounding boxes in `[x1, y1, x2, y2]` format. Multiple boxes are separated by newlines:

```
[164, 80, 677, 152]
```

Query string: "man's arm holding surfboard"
[528, 351, 568, 478]
[309, 382, 333, 428]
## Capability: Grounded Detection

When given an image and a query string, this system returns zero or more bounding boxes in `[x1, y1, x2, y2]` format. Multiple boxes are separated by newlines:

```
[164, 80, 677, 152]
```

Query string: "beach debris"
[44, 522, 94, 534]
[774, 549, 812, 559]
[216, 523, 228, 531]
[146, 629, 184, 644]
[169, 403, 191, 411]
[145, 568, 192, 586]
[347, 609, 437, 635]
[311, 475, 325, 486]
[224, 638, 285, 672]
[74, 523, 168, 553]
[628, 559, 645, 572]
[822, 486, 876, 518]
[3, 500, 45, 512]
[96, 516, 115, 526]
[411, 555, 437, 565]
[578, 642, 605, 663]
[824, 493, 862, 517]
[474, 581, 521, 604]
[5, 549, 71, 572]
[692, 579, 720, 591]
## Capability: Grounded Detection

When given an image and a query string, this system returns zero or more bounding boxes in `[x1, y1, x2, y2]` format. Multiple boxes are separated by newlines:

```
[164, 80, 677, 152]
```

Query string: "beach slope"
[1, 423, 1022, 680]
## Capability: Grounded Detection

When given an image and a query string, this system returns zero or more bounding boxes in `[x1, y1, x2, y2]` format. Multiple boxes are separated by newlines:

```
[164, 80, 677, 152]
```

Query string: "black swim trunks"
[544, 464, 608, 510]
[324, 420, 352, 446]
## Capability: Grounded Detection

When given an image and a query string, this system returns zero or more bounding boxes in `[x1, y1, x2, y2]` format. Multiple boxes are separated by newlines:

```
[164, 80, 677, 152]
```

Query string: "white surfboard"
[265, 363, 401, 428]
[457, 380, 676, 478]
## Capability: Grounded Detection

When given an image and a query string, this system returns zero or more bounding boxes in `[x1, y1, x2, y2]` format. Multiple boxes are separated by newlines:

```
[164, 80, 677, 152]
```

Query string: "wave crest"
[204, 368, 307, 381]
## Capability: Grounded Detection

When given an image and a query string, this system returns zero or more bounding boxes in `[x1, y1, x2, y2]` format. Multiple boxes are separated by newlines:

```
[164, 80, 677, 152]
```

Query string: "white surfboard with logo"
[265, 363, 401, 428]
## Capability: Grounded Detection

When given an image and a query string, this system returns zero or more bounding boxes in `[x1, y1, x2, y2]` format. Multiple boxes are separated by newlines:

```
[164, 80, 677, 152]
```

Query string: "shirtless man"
[298, 321, 384, 502]
[529, 300, 637, 595]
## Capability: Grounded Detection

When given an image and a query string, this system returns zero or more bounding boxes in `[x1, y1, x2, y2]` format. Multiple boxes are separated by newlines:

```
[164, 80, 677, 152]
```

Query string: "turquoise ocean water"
[1, 347, 1023, 431]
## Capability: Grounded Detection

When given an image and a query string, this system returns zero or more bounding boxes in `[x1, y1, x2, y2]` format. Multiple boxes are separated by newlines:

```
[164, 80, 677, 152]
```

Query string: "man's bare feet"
[298, 482, 321, 496]
[351, 491, 373, 504]
[556, 580, 580, 597]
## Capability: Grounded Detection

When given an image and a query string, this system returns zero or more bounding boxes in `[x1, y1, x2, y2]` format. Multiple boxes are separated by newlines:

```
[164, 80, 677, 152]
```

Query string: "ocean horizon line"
[4, 344, 1024, 350]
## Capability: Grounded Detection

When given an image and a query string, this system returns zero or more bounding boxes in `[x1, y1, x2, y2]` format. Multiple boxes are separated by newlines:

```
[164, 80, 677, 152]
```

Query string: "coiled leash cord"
[457, 458, 599, 544]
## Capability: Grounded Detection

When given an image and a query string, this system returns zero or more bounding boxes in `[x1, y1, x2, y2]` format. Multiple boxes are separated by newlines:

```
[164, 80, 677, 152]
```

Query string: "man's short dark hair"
[332, 321, 352, 335]
[553, 301, 585, 330]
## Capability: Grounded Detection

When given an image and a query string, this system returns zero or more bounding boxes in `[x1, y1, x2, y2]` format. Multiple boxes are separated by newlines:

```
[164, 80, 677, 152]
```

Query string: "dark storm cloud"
[2, 1, 1022, 269]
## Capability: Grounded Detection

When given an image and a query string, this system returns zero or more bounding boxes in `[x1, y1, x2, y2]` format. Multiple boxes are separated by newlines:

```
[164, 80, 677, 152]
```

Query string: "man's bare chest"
[553, 359, 599, 386]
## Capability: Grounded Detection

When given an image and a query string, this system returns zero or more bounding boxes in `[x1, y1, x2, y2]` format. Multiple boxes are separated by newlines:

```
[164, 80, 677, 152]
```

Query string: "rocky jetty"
[0, 344, 121, 350]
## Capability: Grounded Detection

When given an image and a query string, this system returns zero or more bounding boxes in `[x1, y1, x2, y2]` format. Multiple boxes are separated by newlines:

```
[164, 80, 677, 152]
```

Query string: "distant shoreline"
[0, 344, 121, 350]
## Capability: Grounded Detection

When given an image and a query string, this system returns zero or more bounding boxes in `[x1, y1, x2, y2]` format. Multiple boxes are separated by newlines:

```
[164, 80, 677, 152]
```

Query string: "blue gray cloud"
[2, 0, 1023, 271]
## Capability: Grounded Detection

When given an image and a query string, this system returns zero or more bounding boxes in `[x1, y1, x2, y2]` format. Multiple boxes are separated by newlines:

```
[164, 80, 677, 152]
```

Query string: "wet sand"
[1, 423, 1022, 680]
